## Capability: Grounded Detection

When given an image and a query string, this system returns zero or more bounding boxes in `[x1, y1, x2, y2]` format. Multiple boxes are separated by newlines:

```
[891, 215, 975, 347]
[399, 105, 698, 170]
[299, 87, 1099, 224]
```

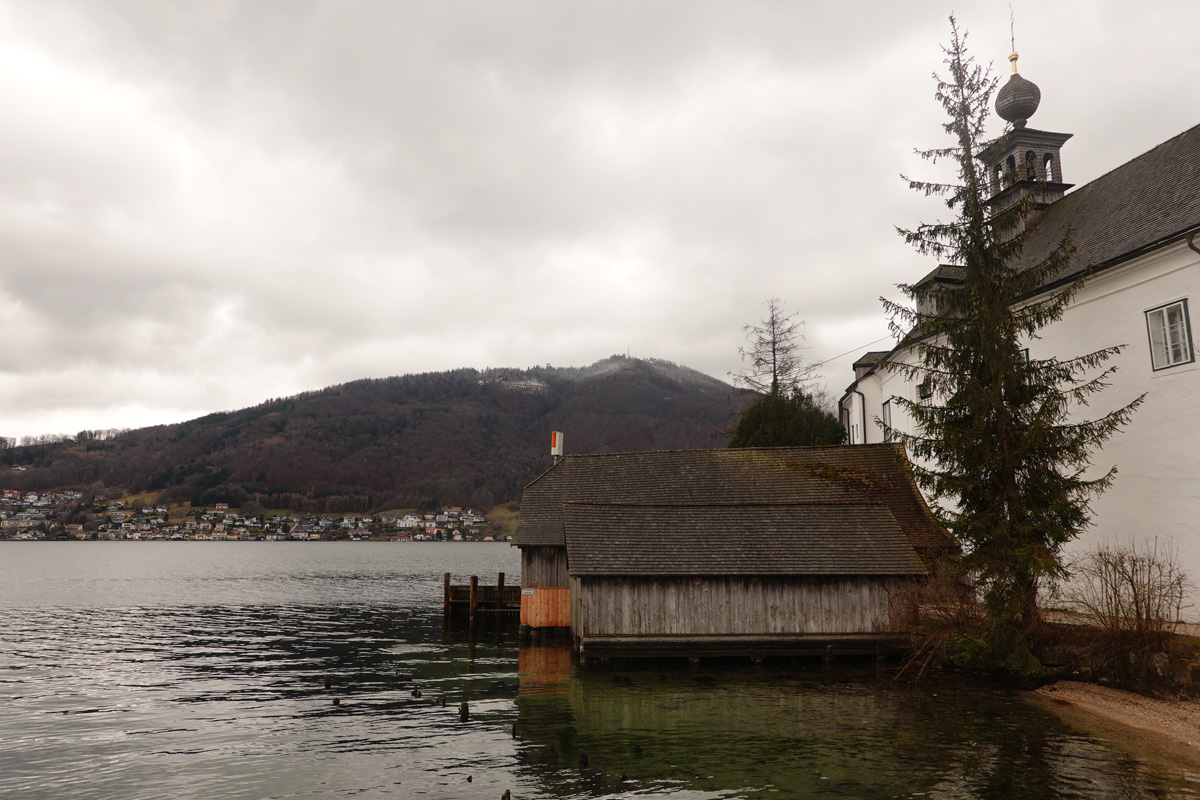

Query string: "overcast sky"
[1, 1, 1197, 439]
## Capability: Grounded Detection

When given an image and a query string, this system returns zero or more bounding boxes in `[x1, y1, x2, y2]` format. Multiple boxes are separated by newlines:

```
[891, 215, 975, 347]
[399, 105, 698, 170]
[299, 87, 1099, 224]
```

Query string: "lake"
[2, 542, 1198, 799]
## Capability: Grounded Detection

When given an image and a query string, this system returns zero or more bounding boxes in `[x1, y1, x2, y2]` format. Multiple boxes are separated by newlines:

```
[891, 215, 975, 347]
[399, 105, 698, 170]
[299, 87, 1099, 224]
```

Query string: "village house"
[841, 58, 1200, 595]
[515, 444, 953, 658]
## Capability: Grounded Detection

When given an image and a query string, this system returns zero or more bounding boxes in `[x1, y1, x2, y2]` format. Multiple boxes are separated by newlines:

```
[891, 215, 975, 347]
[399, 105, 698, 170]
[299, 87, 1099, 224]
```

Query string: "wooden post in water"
[497, 572, 505, 610]
[469, 575, 479, 629]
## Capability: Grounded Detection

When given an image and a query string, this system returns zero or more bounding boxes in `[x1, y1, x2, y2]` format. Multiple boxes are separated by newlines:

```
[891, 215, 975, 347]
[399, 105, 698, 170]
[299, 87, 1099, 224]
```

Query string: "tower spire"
[1009, 7, 1020, 74]
[981, 35, 1072, 217]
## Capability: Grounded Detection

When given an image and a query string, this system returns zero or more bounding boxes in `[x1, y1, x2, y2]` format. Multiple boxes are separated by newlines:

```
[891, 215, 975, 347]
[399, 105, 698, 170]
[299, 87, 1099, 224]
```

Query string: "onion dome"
[995, 51, 1041, 128]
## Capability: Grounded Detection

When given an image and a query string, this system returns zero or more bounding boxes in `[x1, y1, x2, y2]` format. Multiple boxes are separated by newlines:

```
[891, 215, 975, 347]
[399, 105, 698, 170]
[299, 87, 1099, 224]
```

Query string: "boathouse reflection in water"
[512, 643, 1194, 799]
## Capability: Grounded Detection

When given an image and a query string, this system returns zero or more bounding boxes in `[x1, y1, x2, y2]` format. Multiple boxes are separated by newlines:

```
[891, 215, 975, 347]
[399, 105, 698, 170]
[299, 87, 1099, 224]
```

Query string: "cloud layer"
[1, 1, 1197, 438]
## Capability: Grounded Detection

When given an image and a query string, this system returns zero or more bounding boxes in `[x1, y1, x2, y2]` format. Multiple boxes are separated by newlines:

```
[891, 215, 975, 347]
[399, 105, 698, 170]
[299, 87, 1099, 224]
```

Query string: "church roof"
[1014, 122, 1200, 285]
[845, 123, 1200, 393]
[853, 351, 891, 368]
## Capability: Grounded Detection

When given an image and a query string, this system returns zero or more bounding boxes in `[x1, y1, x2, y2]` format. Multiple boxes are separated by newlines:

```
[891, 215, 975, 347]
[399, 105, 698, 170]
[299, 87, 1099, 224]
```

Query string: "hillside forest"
[0, 356, 751, 513]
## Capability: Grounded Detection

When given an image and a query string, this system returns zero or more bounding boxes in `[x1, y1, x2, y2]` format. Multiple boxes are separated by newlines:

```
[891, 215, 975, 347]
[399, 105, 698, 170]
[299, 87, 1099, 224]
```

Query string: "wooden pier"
[442, 572, 521, 626]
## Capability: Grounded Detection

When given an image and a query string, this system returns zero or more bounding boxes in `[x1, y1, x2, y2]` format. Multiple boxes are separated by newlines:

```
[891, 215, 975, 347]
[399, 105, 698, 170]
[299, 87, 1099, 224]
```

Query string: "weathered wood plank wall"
[521, 546, 570, 587]
[575, 576, 902, 637]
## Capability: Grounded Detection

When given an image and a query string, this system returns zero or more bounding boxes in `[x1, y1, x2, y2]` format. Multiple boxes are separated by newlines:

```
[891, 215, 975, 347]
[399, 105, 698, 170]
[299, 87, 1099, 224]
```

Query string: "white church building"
[840, 56, 1200, 604]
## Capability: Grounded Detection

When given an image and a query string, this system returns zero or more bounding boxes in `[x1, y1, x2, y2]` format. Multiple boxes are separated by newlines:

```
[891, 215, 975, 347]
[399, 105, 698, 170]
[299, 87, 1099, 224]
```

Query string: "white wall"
[1031, 240, 1199, 608]
[850, 239, 1200, 616]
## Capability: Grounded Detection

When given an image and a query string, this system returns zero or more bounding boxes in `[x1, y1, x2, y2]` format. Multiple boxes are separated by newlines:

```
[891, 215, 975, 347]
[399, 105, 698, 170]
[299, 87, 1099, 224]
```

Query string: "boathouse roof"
[515, 444, 952, 558]
[562, 502, 927, 577]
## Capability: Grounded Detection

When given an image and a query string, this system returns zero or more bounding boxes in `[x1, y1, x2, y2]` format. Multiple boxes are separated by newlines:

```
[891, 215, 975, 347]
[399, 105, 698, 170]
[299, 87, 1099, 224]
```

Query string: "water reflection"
[2, 544, 1198, 799]
[514, 645, 1199, 799]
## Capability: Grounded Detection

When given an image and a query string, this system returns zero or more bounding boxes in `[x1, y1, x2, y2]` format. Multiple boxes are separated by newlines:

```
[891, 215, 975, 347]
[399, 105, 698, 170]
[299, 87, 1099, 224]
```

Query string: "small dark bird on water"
[332, 698, 340, 706]
[466, 776, 472, 783]
[501, 791, 511, 800]
[411, 687, 422, 699]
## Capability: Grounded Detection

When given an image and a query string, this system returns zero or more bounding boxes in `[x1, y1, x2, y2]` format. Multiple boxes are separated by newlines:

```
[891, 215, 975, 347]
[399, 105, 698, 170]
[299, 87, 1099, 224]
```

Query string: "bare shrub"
[889, 562, 984, 679]
[1065, 539, 1193, 651]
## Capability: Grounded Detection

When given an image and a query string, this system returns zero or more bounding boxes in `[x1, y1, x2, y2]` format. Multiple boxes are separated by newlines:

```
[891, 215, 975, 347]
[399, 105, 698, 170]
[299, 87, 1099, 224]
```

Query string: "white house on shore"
[840, 56, 1200, 606]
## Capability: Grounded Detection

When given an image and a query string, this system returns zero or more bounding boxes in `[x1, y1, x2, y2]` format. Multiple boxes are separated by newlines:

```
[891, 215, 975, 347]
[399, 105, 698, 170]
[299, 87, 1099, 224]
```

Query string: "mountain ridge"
[1, 356, 750, 512]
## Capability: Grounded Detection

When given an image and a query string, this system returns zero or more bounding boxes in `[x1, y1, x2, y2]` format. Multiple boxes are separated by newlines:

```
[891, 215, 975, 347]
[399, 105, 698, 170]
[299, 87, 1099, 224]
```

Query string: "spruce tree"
[729, 389, 844, 448]
[882, 18, 1143, 668]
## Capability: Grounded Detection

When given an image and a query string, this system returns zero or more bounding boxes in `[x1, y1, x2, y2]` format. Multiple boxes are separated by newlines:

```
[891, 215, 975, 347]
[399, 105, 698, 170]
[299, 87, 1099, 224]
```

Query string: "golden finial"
[1009, 51, 1020, 74]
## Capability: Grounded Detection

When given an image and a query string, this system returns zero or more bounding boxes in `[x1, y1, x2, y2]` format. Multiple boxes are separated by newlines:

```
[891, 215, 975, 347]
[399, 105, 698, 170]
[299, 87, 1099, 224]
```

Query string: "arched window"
[1025, 151, 1036, 180]
[1006, 155, 1017, 185]
[1043, 153, 1055, 182]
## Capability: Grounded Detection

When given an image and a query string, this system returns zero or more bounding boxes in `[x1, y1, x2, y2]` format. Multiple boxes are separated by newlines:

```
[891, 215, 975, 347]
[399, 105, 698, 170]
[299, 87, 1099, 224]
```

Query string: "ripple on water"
[2, 543, 1199, 800]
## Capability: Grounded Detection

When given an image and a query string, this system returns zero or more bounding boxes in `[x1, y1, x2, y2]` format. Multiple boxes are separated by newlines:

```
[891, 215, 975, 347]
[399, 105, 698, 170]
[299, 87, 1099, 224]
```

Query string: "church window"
[1043, 153, 1055, 182]
[1025, 151, 1036, 180]
[1146, 300, 1194, 370]
[1006, 155, 1017, 184]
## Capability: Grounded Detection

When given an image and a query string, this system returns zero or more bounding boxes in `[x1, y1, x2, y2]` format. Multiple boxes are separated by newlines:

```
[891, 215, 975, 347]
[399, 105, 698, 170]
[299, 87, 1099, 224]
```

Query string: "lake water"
[2, 542, 1199, 799]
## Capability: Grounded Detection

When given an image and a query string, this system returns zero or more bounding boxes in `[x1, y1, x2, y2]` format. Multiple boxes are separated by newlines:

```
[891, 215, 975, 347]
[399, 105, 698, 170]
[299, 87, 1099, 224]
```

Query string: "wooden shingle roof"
[515, 444, 952, 555]
[563, 502, 926, 577]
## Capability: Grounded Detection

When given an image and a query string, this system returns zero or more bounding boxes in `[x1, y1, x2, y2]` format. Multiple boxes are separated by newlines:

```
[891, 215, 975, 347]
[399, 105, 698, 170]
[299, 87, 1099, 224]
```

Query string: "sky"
[2, 1, 1197, 440]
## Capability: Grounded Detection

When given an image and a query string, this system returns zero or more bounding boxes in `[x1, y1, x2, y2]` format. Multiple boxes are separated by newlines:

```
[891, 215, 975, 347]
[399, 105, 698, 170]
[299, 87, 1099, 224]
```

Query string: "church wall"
[852, 240, 1200, 617]
[1027, 240, 1200, 608]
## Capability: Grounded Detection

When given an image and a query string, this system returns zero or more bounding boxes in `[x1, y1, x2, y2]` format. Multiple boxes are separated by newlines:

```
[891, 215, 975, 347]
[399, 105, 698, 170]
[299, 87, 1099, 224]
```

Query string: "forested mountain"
[1, 356, 748, 512]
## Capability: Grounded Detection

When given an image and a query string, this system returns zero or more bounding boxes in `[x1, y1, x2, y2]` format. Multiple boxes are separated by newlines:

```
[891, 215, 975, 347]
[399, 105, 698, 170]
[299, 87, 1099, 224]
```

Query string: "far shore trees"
[884, 19, 1142, 672]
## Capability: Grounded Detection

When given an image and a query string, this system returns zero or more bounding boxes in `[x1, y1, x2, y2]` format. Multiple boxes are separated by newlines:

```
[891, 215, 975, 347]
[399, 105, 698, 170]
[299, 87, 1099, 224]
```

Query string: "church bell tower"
[978, 52, 1073, 215]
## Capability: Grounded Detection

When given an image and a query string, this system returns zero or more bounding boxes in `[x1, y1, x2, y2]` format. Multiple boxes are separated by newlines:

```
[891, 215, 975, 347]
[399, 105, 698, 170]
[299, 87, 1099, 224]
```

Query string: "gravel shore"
[1028, 680, 1200, 772]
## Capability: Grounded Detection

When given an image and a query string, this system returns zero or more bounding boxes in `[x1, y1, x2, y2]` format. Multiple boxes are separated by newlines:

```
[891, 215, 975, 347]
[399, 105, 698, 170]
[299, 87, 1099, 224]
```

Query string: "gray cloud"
[1, 0, 1197, 437]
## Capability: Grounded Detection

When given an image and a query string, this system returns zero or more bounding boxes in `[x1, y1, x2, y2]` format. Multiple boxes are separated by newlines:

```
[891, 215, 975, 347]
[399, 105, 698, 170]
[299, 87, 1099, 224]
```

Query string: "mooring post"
[443, 573, 451, 612]
[469, 575, 479, 628]
[497, 571, 505, 610]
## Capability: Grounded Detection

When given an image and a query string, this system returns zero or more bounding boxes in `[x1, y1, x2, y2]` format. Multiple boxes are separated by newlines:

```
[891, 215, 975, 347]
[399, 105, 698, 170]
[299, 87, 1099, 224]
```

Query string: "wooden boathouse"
[513, 444, 955, 657]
